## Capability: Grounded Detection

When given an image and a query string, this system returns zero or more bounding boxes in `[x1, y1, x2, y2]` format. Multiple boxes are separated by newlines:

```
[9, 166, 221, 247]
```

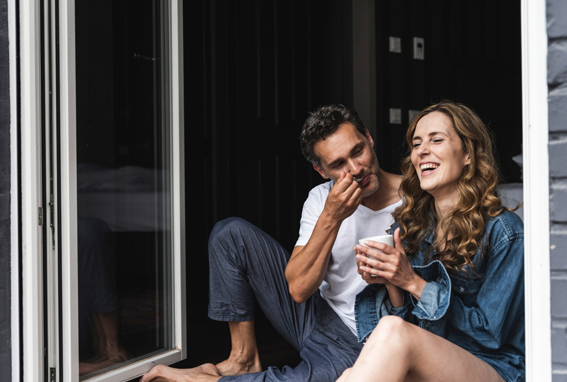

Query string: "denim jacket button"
[459, 287, 465, 292]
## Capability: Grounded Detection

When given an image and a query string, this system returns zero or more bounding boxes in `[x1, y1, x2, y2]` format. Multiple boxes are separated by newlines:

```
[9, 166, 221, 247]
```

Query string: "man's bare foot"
[215, 354, 262, 376]
[140, 363, 222, 382]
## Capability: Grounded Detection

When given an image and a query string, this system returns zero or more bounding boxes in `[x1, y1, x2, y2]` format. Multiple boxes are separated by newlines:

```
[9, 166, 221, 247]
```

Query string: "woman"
[338, 101, 524, 382]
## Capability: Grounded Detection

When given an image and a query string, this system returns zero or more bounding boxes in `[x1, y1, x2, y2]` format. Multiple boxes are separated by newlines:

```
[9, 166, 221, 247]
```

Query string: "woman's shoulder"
[485, 209, 524, 244]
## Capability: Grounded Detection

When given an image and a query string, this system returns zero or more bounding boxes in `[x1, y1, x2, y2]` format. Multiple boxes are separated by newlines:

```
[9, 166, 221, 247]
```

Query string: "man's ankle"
[216, 352, 262, 376]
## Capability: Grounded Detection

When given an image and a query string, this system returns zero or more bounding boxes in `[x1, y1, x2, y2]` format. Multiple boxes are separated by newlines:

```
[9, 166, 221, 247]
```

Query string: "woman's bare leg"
[340, 316, 504, 382]
[336, 367, 352, 382]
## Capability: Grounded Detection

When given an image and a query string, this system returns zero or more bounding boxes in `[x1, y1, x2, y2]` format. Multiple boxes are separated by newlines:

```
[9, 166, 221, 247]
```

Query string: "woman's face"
[410, 111, 470, 204]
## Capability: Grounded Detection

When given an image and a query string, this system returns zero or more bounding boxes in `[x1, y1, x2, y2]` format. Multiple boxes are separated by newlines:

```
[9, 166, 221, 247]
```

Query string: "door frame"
[521, 0, 551, 380]
[13, 0, 551, 380]
[16, 0, 187, 381]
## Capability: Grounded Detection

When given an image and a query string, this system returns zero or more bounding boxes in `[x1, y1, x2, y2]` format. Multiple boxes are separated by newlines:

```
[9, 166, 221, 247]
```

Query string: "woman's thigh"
[386, 318, 504, 382]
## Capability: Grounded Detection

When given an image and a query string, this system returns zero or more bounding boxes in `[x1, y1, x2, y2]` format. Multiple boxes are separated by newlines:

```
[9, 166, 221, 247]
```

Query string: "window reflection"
[75, 0, 172, 378]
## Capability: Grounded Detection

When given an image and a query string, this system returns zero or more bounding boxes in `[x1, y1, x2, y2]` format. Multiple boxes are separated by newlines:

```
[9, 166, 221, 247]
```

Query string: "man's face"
[312, 123, 380, 198]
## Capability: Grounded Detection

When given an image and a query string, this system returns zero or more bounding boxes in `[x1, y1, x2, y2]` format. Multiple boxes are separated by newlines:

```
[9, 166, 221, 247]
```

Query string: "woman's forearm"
[386, 283, 404, 308]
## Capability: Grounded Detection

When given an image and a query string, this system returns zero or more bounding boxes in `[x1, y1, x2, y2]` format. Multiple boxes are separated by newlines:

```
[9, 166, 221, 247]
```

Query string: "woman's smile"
[419, 162, 440, 175]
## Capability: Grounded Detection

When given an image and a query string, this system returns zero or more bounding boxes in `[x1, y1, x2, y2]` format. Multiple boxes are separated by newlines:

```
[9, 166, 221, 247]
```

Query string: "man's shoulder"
[300, 181, 333, 213]
[307, 180, 333, 198]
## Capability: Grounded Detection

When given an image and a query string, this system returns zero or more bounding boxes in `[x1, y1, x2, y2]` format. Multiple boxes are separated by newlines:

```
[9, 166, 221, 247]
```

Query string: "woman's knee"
[367, 316, 413, 349]
[376, 315, 408, 332]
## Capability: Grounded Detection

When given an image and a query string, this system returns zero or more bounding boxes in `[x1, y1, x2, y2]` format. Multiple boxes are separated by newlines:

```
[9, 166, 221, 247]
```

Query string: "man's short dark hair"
[300, 104, 367, 166]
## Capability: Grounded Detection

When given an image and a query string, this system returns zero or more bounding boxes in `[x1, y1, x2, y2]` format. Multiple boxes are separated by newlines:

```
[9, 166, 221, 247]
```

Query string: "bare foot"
[335, 367, 352, 382]
[215, 354, 262, 376]
[140, 363, 222, 382]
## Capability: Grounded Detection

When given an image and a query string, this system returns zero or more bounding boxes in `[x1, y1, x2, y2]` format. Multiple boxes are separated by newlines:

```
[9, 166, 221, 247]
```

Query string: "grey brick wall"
[549, 0, 567, 379]
[0, 0, 10, 380]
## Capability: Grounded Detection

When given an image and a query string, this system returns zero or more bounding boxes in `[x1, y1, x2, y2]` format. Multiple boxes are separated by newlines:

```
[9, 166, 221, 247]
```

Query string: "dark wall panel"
[0, 0, 11, 379]
[375, 0, 522, 183]
[178, 0, 354, 371]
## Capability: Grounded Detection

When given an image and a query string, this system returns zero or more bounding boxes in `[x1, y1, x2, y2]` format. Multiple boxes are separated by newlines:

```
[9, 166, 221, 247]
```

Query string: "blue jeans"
[208, 217, 363, 382]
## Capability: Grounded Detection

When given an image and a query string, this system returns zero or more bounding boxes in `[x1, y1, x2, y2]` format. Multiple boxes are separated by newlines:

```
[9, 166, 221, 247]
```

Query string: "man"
[141, 104, 402, 382]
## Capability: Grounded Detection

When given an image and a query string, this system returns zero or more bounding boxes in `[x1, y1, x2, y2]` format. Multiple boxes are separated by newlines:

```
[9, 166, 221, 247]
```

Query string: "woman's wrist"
[405, 275, 427, 301]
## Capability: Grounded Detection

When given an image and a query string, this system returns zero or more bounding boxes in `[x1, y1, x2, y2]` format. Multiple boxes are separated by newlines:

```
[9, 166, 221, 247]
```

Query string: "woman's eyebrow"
[413, 131, 446, 140]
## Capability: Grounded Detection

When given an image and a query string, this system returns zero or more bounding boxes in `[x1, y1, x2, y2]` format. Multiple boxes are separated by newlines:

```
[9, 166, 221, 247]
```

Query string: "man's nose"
[347, 160, 362, 175]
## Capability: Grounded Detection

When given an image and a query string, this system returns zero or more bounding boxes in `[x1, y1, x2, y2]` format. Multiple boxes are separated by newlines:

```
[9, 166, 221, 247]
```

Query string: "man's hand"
[323, 172, 363, 222]
[286, 172, 363, 303]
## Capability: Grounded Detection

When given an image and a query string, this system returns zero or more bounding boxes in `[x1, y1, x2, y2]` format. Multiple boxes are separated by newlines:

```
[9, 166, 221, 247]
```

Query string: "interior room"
[73, 0, 522, 378]
[175, 0, 522, 372]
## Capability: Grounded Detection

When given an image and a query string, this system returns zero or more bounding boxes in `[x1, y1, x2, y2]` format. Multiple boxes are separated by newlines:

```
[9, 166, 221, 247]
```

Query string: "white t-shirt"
[295, 181, 401, 335]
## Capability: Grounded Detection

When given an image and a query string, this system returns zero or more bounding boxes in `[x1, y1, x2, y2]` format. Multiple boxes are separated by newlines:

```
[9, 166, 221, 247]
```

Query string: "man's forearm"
[285, 211, 342, 303]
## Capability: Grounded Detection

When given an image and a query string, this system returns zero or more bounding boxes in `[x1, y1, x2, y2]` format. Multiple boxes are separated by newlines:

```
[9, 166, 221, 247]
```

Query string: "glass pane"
[75, 0, 172, 378]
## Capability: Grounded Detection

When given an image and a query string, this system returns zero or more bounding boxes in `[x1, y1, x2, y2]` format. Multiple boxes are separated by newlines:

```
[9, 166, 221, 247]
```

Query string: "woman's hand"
[355, 250, 404, 307]
[355, 228, 427, 300]
[355, 246, 389, 285]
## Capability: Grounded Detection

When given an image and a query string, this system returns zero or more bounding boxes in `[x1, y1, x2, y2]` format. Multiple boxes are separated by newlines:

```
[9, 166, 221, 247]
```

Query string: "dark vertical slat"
[408, 0, 425, 111]
[257, 0, 276, 119]
[291, 0, 310, 121]
[275, 0, 293, 126]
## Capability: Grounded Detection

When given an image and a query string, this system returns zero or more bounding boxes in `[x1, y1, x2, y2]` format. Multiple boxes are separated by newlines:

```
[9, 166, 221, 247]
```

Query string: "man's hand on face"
[324, 172, 363, 222]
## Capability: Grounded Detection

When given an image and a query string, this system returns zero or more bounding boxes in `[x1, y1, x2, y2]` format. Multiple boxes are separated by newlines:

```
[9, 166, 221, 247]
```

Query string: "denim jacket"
[354, 210, 525, 382]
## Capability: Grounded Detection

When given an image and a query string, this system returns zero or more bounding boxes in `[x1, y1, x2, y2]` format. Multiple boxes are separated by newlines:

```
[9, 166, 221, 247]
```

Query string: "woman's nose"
[416, 142, 429, 155]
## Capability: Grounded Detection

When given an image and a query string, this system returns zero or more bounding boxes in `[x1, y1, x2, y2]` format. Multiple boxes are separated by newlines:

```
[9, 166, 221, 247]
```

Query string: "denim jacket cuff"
[410, 260, 452, 321]
[355, 283, 397, 343]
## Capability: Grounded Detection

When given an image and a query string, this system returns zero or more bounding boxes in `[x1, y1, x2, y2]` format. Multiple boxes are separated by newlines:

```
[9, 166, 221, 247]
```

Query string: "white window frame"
[17, 0, 186, 381]
[521, 0, 552, 380]
[19, 0, 45, 380]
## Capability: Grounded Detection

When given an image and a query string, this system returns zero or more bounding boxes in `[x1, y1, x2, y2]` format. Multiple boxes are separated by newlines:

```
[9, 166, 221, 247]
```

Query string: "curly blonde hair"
[392, 100, 509, 273]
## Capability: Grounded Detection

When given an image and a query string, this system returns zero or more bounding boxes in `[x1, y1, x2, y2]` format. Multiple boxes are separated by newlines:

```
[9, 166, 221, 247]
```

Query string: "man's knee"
[209, 217, 253, 252]
[209, 217, 252, 244]
[208, 217, 261, 268]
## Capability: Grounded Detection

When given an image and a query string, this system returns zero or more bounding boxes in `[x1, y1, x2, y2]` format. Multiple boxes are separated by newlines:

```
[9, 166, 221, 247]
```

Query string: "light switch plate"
[390, 108, 402, 124]
[389, 36, 402, 53]
[413, 37, 425, 60]
[409, 109, 420, 122]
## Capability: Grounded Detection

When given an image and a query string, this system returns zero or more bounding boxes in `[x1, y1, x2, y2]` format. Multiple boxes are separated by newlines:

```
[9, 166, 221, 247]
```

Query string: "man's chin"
[361, 180, 379, 197]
